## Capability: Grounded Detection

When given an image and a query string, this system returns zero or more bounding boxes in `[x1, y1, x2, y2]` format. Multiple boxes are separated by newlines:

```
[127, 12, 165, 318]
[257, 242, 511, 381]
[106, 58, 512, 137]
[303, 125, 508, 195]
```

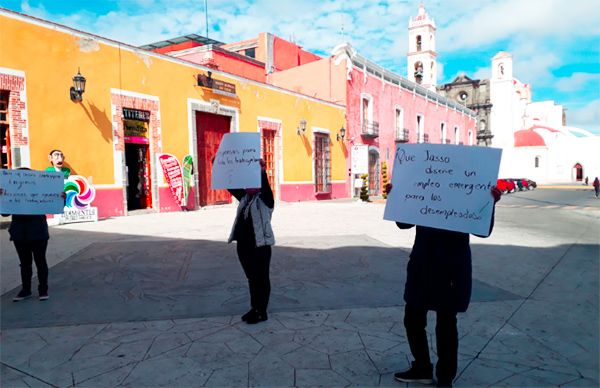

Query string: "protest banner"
[383, 143, 502, 236]
[211, 132, 261, 189]
[0, 169, 64, 215]
[158, 154, 185, 207]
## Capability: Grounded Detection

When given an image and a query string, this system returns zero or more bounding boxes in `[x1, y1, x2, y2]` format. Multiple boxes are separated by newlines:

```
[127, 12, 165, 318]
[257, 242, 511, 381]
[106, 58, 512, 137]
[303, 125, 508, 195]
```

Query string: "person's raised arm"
[259, 159, 274, 209]
[474, 186, 501, 238]
[386, 183, 414, 229]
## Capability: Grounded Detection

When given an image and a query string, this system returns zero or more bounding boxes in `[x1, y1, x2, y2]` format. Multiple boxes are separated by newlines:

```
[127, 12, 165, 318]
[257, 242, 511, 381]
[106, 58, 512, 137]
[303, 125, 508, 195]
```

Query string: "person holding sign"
[389, 183, 501, 387]
[227, 159, 275, 324]
[1, 168, 65, 302]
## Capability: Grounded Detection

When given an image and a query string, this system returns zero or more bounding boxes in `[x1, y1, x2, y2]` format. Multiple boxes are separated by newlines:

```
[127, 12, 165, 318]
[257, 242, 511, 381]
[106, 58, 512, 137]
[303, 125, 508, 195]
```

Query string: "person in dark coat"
[227, 159, 275, 324]
[593, 177, 599, 198]
[390, 184, 501, 387]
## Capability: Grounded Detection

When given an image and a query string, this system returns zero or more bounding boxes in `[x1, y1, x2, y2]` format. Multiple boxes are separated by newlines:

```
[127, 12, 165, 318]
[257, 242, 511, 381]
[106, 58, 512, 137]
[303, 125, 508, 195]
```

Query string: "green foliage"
[382, 161, 389, 199]
[360, 173, 370, 202]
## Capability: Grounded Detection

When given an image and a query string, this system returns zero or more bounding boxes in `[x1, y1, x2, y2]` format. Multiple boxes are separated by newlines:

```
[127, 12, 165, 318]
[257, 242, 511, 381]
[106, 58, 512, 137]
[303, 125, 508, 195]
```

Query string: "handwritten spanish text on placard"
[383, 144, 502, 236]
[0, 169, 64, 215]
[211, 132, 261, 189]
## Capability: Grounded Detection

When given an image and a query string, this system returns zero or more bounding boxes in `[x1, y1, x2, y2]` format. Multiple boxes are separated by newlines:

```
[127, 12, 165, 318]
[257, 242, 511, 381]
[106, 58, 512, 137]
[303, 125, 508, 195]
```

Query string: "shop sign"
[197, 73, 236, 96]
[124, 120, 149, 143]
[60, 207, 98, 223]
[123, 108, 151, 121]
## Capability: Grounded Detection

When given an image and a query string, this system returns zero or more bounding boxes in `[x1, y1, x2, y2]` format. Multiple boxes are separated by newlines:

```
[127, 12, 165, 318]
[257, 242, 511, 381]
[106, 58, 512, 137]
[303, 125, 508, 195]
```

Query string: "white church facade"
[427, 5, 599, 184]
[490, 52, 600, 183]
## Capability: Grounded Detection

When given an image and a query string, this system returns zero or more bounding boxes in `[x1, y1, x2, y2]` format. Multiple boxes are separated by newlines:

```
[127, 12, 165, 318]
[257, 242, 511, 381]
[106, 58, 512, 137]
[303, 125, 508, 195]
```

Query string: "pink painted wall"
[269, 58, 347, 104]
[280, 182, 346, 202]
[94, 188, 125, 219]
[158, 187, 198, 212]
[345, 67, 476, 182]
[272, 36, 322, 71]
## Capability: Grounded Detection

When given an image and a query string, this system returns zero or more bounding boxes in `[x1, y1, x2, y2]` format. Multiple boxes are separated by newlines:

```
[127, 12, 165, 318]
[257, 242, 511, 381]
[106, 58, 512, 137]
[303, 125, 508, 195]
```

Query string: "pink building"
[270, 46, 476, 196]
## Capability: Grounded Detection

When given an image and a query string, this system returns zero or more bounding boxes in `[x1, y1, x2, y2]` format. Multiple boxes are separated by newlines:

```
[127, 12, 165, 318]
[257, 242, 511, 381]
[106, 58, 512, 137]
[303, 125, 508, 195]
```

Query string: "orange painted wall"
[0, 10, 346, 199]
[270, 58, 347, 105]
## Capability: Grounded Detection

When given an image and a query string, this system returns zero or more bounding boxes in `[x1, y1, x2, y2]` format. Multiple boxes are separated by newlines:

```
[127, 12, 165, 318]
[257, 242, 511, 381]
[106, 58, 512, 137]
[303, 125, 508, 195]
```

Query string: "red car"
[496, 179, 516, 194]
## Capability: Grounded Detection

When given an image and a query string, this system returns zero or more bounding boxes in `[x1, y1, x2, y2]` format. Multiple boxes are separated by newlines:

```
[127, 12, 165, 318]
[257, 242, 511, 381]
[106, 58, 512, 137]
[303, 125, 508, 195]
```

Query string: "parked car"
[496, 178, 516, 194]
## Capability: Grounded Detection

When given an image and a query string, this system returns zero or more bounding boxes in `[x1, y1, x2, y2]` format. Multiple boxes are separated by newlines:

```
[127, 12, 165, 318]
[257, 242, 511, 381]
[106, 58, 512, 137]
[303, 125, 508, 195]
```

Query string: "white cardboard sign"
[351, 144, 369, 174]
[0, 169, 65, 215]
[211, 132, 261, 189]
[383, 143, 502, 236]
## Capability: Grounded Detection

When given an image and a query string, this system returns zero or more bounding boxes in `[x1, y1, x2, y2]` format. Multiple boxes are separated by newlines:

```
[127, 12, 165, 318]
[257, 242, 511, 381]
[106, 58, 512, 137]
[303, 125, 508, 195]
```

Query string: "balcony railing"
[395, 128, 409, 142]
[361, 120, 379, 138]
[423, 133, 429, 143]
[445, 139, 452, 144]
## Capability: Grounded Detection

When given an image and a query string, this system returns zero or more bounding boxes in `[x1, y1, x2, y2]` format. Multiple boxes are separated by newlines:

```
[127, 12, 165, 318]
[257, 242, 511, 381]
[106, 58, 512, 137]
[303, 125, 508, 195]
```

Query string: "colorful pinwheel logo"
[64, 175, 96, 209]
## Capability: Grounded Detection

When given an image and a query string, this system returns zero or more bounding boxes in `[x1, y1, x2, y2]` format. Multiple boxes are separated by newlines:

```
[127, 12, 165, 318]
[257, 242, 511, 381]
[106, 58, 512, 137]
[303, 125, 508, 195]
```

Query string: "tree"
[360, 173, 370, 202]
[382, 161, 389, 199]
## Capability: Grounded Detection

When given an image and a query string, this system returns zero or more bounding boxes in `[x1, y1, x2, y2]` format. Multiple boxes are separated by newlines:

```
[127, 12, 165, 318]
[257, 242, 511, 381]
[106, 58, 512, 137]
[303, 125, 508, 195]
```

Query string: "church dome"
[514, 129, 546, 147]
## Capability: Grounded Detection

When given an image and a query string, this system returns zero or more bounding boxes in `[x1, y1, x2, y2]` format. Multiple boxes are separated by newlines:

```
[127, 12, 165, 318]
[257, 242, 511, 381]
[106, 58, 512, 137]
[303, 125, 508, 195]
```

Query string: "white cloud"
[568, 99, 600, 134]
[556, 73, 600, 93]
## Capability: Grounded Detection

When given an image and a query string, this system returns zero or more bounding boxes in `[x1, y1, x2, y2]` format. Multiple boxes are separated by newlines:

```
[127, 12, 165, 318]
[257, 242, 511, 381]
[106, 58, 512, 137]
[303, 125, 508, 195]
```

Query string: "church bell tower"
[407, 4, 437, 91]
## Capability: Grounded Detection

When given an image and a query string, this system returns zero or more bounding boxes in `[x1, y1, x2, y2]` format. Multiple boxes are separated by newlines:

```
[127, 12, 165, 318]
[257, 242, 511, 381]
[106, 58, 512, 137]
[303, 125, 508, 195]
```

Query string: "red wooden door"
[196, 112, 231, 206]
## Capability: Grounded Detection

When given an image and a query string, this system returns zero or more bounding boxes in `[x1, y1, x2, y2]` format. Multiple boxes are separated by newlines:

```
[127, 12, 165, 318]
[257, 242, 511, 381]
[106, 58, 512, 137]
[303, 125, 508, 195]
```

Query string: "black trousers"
[404, 304, 458, 382]
[236, 244, 271, 313]
[13, 240, 49, 294]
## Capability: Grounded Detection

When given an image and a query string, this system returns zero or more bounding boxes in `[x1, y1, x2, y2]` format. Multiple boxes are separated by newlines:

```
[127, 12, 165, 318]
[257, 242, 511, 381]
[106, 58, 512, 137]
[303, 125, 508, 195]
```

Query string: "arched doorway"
[573, 163, 583, 181]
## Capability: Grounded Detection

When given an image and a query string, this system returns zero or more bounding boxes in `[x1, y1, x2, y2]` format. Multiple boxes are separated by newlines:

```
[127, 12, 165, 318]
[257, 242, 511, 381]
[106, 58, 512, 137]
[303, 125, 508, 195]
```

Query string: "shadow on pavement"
[0, 229, 546, 329]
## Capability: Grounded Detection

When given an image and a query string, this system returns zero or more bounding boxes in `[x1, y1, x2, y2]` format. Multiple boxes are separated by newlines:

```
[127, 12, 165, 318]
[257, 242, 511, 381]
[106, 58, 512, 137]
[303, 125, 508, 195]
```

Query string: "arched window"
[454, 126, 459, 145]
[468, 130, 473, 145]
[534, 156, 540, 168]
[416, 35, 422, 51]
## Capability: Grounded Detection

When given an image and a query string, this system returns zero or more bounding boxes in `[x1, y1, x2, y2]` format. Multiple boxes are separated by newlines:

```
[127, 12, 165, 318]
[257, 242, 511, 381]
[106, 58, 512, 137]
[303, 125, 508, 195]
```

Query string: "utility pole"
[205, 0, 209, 38]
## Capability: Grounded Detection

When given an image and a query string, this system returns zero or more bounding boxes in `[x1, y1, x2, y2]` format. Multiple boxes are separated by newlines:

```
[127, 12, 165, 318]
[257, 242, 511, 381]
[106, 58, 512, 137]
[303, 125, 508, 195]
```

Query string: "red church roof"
[514, 129, 546, 147]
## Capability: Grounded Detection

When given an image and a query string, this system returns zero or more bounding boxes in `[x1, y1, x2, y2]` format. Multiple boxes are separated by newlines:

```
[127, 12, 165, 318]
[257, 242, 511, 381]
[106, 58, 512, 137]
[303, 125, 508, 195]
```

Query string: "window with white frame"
[468, 129, 474, 145]
[395, 106, 404, 139]
[417, 114, 424, 143]
[454, 126, 459, 145]
[440, 122, 446, 144]
[535, 156, 540, 168]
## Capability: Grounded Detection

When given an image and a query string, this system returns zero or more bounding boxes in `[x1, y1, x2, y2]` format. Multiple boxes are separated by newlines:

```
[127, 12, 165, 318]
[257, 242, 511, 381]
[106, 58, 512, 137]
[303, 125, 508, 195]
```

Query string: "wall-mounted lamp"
[336, 126, 346, 141]
[296, 119, 307, 135]
[69, 68, 86, 102]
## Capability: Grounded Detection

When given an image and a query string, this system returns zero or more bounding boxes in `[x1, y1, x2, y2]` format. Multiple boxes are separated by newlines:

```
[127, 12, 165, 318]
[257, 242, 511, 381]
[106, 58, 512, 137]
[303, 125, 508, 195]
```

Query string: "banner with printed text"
[158, 154, 185, 207]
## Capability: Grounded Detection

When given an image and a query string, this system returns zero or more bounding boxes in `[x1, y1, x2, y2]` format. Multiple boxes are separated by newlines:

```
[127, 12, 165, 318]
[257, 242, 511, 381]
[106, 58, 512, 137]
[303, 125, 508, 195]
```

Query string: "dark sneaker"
[394, 361, 434, 385]
[245, 311, 268, 324]
[241, 309, 255, 322]
[13, 290, 32, 302]
[39, 292, 49, 301]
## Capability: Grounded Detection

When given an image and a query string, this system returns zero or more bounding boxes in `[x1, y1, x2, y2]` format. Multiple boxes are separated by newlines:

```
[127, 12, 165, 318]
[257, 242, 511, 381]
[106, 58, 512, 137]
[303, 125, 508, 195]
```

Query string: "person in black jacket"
[227, 159, 275, 324]
[389, 184, 501, 387]
[2, 168, 65, 302]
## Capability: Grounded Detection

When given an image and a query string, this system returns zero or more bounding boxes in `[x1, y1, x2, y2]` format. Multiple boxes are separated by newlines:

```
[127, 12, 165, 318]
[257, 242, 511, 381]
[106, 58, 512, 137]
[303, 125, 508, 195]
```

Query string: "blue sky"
[2, 0, 599, 133]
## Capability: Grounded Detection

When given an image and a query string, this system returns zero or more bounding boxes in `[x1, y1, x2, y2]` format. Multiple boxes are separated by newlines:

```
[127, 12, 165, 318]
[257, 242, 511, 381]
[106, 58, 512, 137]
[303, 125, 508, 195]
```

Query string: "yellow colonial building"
[0, 8, 347, 218]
